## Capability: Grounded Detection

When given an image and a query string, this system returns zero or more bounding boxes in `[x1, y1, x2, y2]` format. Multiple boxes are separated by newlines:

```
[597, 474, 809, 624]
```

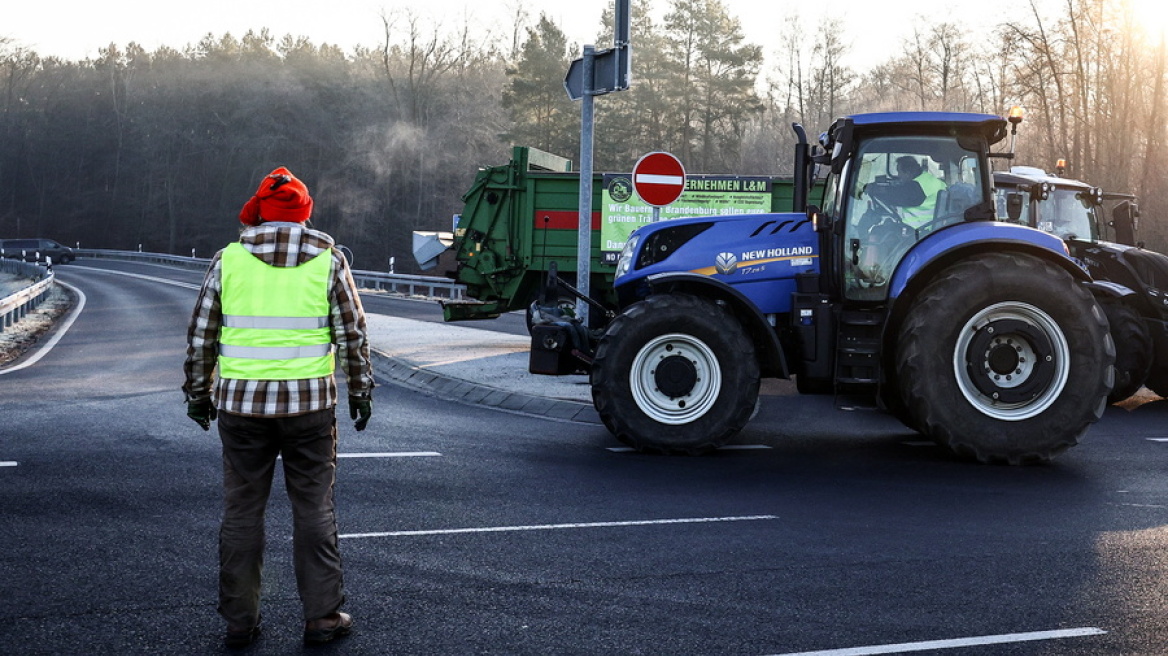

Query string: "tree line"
[1, 0, 1165, 271]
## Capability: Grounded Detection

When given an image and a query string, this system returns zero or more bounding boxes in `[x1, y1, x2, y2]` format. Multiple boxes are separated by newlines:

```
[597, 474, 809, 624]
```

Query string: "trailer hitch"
[538, 261, 616, 322]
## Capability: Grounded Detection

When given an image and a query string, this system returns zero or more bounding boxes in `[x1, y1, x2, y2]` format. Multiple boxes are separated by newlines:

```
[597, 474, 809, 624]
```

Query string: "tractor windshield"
[1038, 187, 1098, 241]
[842, 135, 986, 300]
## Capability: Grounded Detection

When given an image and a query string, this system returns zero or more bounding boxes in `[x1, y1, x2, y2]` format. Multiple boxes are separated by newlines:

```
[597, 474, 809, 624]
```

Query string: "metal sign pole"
[576, 45, 595, 327]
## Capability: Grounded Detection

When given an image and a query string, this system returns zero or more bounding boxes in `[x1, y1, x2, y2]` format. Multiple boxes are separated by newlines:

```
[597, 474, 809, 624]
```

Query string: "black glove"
[187, 399, 218, 431]
[349, 395, 372, 431]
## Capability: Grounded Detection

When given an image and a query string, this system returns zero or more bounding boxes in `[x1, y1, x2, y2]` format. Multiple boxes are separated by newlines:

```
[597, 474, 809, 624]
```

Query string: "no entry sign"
[632, 151, 686, 207]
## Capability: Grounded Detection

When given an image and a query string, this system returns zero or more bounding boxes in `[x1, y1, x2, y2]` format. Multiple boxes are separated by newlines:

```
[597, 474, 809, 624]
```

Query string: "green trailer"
[413, 146, 815, 322]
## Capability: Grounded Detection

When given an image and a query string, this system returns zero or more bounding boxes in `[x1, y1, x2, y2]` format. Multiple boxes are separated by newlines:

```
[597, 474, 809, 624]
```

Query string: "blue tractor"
[587, 112, 1114, 464]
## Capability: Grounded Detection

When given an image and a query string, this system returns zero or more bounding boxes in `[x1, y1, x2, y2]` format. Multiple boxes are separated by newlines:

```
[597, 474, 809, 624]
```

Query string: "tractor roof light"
[1056, 158, 1067, 175]
[1008, 106, 1025, 124]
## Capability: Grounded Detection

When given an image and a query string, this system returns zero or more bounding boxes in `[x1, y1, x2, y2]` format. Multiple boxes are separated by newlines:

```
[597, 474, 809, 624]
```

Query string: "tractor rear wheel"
[896, 253, 1114, 464]
[590, 294, 759, 454]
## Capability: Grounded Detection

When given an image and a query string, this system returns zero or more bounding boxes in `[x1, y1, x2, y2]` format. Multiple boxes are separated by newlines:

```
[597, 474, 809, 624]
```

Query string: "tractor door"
[840, 135, 989, 301]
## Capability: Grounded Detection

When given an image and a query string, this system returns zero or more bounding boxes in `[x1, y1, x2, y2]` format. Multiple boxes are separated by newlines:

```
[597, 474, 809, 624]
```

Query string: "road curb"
[369, 348, 601, 424]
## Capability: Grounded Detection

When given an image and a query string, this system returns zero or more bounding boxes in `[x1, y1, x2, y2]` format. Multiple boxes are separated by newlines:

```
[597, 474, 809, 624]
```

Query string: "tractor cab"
[809, 113, 1006, 301]
[994, 166, 1139, 246]
[995, 166, 1103, 240]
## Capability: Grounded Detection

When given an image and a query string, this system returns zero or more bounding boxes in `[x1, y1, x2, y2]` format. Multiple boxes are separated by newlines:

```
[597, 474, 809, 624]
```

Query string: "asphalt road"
[2, 260, 1168, 655]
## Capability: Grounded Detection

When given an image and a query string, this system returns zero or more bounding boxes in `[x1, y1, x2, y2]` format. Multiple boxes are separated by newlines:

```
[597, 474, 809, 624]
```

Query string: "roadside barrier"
[73, 249, 466, 300]
[0, 259, 54, 333]
[0, 248, 464, 334]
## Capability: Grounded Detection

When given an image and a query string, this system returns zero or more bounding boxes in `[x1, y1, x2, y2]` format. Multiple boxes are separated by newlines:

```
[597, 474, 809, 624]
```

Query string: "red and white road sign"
[632, 151, 686, 207]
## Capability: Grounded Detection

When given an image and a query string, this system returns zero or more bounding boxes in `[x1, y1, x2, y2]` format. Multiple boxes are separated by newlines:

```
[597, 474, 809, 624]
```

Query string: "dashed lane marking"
[338, 451, 441, 458]
[1, 462, 17, 467]
[340, 514, 778, 539]
[606, 444, 772, 453]
[279, 452, 441, 461]
[766, 627, 1106, 656]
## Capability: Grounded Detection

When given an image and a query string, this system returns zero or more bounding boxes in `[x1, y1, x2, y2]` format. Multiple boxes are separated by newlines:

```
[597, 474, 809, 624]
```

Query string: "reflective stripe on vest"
[222, 315, 329, 330]
[217, 243, 335, 381]
[219, 344, 333, 360]
[901, 172, 947, 227]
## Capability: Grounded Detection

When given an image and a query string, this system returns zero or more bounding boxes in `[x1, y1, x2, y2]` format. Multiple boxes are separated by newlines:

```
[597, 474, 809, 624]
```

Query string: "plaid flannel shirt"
[183, 223, 374, 417]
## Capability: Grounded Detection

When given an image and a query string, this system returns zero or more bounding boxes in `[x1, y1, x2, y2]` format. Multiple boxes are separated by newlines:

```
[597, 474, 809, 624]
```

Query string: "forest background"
[1, 0, 1165, 272]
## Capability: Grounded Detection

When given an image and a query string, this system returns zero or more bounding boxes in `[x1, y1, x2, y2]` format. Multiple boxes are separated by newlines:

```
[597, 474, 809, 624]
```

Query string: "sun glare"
[1129, 0, 1168, 39]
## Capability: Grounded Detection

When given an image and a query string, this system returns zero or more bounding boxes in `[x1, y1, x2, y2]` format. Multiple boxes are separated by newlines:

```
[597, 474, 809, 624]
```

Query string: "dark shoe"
[304, 612, 353, 645]
[224, 623, 261, 648]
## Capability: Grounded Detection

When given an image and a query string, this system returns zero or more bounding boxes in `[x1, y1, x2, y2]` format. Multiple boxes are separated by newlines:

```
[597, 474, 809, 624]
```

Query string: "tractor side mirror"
[1006, 193, 1024, 222]
[1111, 201, 1138, 246]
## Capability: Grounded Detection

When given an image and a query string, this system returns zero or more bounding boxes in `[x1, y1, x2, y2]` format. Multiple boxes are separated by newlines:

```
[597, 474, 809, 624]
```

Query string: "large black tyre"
[1100, 301, 1152, 403]
[590, 294, 759, 454]
[896, 253, 1114, 465]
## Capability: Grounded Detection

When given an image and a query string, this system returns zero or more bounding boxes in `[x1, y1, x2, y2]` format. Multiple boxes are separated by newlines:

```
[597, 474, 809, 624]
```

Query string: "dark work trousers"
[216, 409, 345, 627]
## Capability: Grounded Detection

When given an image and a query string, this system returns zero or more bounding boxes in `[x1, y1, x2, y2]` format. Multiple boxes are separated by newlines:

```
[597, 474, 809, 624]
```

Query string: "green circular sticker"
[608, 177, 633, 202]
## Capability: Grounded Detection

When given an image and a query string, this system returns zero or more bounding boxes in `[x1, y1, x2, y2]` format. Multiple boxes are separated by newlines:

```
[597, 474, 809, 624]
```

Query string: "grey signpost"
[564, 0, 630, 326]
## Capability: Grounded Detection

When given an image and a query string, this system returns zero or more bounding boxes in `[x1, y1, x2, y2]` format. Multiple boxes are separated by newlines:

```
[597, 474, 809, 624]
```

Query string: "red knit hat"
[239, 167, 313, 225]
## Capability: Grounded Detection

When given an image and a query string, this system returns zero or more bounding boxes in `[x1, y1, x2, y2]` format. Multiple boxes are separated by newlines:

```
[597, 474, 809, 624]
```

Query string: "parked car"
[0, 238, 74, 264]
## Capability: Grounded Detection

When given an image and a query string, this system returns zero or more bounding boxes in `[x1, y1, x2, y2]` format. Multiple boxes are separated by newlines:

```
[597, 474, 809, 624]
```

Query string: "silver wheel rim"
[630, 333, 721, 425]
[953, 301, 1070, 421]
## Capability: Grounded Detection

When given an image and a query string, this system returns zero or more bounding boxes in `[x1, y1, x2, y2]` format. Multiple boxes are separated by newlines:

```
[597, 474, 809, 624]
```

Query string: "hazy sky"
[5, 0, 1035, 72]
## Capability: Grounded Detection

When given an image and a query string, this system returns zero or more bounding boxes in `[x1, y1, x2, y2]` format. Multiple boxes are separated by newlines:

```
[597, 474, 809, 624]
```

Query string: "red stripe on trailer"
[534, 211, 601, 230]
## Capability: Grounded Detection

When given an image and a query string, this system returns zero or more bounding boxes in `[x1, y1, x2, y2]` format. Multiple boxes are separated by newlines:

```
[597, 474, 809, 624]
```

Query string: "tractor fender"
[643, 272, 789, 378]
[1084, 280, 1138, 299]
[888, 222, 1090, 303]
[882, 224, 1093, 373]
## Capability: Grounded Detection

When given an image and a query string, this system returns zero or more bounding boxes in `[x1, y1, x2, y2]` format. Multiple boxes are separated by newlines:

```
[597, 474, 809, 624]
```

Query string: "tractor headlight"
[615, 233, 641, 279]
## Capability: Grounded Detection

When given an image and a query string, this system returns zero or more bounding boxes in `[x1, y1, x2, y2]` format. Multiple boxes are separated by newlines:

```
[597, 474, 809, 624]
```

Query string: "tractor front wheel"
[590, 294, 759, 454]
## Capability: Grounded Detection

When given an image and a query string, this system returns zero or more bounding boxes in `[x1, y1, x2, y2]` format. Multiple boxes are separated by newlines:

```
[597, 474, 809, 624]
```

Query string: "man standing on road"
[183, 166, 374, 648]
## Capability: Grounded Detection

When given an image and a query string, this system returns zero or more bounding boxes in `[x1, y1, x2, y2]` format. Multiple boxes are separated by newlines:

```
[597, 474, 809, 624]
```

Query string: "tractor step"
[834, 309, 886, 394]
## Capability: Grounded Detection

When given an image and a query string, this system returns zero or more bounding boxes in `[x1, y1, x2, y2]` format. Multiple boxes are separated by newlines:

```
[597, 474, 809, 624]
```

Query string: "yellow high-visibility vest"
[902, 172, 947, 227]
[217, 243, 334, 380]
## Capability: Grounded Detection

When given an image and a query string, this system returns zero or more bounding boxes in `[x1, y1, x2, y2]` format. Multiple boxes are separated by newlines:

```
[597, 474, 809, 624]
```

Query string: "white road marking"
[0, 462, 17, 467]
[767, 627, 1106, 656]
[278, 452, 441, 461]
[1146, 438, 1168, 442]
[70, 265, 202, 290]
[606, 444, 772, 453]
[338, 451, 441, 458]
[0, 281, 86, 375]
[1113, 503, 1168, 509]
[340, 514, 778, 539]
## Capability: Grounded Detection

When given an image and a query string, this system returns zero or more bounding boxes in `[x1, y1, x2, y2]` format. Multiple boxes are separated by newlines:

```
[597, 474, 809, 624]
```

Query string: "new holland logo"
[715, 252, 738, 275]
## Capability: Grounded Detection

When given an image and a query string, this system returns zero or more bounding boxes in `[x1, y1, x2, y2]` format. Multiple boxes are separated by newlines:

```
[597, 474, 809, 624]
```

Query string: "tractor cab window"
[842, 135, 985, 300]
[1039, 187, 1098, 241]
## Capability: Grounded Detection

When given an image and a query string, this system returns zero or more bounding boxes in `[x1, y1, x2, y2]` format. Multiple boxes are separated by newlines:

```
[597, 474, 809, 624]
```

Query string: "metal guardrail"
[75, 248, 213, 271]
[2, 247, 466, 334]
[74, 248, 466, 300]
[0, 259, 54, 332]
